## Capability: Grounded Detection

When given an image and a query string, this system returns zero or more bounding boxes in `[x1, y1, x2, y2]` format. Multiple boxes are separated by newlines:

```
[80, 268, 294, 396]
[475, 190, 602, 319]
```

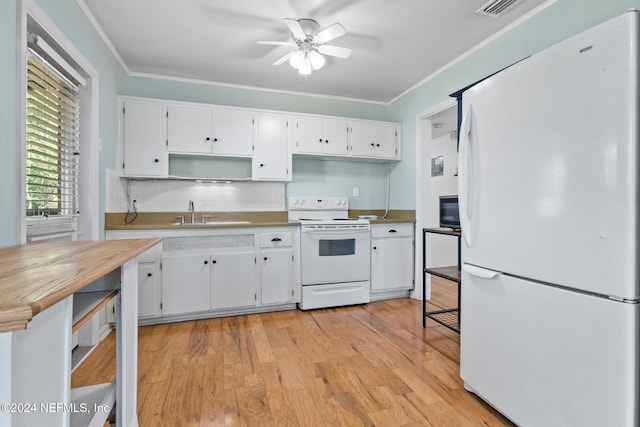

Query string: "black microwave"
[439, 195, 460, 230]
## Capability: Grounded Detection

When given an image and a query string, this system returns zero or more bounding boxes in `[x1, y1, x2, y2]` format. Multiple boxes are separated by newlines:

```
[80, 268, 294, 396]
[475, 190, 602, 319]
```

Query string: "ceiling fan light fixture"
[259, 18, 351, 77]
[289, 51, 306, 69]
[299, 56, 312, 75]
[308, 50, 326, 70]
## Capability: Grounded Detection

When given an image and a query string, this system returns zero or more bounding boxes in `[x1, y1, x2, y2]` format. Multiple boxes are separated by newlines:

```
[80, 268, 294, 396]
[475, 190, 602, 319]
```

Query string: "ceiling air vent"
[476, 0, 523, 17]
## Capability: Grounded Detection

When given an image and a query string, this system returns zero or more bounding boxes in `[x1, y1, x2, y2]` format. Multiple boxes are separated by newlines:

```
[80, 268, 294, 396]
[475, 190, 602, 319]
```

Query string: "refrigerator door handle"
[462, 264, 500, 279]
[458, 106, 473, 247]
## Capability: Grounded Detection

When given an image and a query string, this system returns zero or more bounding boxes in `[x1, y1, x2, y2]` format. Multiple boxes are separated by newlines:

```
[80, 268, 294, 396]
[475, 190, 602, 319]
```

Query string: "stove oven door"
[300, 226, 370, 285]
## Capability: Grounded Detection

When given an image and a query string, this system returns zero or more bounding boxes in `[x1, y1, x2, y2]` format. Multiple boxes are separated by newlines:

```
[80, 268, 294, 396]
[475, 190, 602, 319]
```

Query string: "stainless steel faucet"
[188, 200, 195, 224]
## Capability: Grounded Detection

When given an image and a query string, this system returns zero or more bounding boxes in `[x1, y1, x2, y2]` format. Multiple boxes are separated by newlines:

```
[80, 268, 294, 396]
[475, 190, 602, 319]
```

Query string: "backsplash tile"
[105, 170, 285, 213]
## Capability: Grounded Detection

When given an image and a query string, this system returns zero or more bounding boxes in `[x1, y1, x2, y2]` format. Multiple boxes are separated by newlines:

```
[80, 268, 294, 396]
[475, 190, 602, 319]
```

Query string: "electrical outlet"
[353, 187, 359, 197]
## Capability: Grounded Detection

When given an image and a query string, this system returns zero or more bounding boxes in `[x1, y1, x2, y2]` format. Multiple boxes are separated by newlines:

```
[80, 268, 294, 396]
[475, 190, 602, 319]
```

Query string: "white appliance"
[458, 11, 639, 427]
[288, 197, 371, 310]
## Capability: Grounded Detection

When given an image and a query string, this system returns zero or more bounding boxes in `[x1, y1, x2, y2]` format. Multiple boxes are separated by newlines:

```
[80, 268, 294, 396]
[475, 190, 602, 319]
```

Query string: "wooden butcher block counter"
[0, 238, 159, 427]
[0, 239, 160, 333]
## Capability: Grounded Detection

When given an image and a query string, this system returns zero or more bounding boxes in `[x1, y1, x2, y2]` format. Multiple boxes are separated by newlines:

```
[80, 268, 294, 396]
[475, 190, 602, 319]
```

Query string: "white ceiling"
[82, 0, 552, 103]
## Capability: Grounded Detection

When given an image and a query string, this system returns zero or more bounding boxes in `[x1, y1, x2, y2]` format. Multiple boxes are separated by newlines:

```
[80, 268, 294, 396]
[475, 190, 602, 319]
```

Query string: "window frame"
[18, 0, 99, 244]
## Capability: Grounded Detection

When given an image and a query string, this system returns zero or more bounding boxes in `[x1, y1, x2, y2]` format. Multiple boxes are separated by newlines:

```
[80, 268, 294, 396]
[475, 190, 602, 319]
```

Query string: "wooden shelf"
[72, 290, 118, 333]
[424, 266, 461, 283]
[70, 382, 115, 427]
[422, 227, 461, 237]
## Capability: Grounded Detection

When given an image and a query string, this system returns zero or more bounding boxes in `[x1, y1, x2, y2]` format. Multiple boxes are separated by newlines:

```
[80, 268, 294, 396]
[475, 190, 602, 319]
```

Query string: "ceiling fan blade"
[284, 18, 306, 40]
[273, 51, 296, 65]
[317, 44, 351, 59]
[314, 23, 346, 44]
[257, 41, 296, 47]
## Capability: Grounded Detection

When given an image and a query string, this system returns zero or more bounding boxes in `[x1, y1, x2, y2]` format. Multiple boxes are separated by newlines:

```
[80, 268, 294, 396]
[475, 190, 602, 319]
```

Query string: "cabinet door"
[212, 109, 253, 156]
[211, 251, 258, 309]
[294, 116, 324, 154]
[349, 121, 377, 157]
[350, 122, 398, 159]
[254, 115, 290, 180]
[373, 124, 398, 159]
[167, 105, 213, 154]
[122, 101, 167, 177]
[322, 118, 349, 156]
[138, 262, 159, 318]
[371, 237, 414, 291]
[161, 253, 211, 315]
[261, 248, 294, 305]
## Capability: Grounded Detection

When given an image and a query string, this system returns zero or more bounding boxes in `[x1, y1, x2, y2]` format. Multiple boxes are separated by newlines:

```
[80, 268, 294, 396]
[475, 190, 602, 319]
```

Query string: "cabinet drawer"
[371, 223, 414, 238]
[260, 232, 293, 248]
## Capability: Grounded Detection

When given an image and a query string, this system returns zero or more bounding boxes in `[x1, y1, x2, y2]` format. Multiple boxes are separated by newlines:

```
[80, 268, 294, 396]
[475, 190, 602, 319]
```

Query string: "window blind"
[26, 51, 80, 241]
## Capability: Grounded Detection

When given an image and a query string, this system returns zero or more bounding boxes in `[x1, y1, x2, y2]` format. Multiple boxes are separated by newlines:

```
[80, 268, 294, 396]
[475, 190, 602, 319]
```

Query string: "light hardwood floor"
[72, 277, 513, 426]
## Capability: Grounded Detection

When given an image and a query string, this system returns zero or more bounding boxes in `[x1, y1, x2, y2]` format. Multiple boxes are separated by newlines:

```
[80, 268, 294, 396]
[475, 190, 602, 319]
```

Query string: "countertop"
[0, 239, 160, 332]
[105, 211, 297, 230]
[105, 210, 416, 230]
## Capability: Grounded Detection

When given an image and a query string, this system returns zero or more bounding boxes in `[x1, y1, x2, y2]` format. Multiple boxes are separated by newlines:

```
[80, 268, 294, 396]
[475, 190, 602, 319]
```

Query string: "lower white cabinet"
[261, 248, 294, 305]
[210, 250, 258, 310]
[260, 230, 296, 305]
[161, 252, 211, 315]
[108, 227, 300, 321]
[138, 262, 161, 318]
[371, 223, 415, 293]
[162, 250, 258, 315]
[105, 231, 162, 319]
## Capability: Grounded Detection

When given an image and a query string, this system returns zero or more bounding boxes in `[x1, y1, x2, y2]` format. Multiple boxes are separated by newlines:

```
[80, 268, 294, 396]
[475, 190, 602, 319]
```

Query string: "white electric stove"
[288, 197, 371, 310]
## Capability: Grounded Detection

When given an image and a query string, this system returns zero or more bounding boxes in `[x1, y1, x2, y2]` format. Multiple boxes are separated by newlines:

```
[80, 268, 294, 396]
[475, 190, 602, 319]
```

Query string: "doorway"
[413, 100, 457, 302]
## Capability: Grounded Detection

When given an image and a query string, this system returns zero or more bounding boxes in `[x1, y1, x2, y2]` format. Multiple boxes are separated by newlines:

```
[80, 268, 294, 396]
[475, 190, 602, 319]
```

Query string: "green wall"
[387, 0, 639, 209]
[0, 1, 18, 247]
[126, 75, 388, 120]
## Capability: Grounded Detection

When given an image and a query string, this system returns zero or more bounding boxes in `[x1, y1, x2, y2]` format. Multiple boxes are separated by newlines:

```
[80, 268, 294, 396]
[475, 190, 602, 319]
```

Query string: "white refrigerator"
[458, 10, 639, 427]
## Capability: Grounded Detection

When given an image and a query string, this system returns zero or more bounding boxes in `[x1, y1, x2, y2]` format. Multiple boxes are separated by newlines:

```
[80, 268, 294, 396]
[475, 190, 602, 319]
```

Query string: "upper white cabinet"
[350, 122, 400, 160]
[294, 116, 349, 156]
[167, 105, 253, 157]
[119, 96, 401, 179]
[121, 100, 168, 177]
[253, 114, 291, 181]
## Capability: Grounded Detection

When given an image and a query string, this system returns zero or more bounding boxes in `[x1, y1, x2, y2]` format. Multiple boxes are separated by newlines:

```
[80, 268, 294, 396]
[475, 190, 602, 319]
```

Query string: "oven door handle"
[302, 228, 370, 235]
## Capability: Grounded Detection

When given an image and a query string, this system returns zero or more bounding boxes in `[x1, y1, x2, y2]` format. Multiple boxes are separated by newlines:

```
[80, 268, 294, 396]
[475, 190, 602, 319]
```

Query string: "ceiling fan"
[258, 18, 352, 75]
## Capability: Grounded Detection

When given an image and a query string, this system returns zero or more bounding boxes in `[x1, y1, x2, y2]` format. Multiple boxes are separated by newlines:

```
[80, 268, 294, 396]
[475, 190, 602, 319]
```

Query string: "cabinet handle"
[204, 260, 208, 265]
[370, 143, 375, 146]
[373, 246, 377, 250]
[319, 138, 323, 143]
[260, 163, 264, 167]
[154, 159, 159, 163]
[264, 257, 268, 261]
[205, 137, 211, 141]
[388, 229, 397, 233]
[212, 260, 217, 264]
[325, 139, 329, 144]
[213, 138, 218, 142]
[271, 237, 282, 242]
[376, 143, 380, 147]
[147, 273, 152, 277]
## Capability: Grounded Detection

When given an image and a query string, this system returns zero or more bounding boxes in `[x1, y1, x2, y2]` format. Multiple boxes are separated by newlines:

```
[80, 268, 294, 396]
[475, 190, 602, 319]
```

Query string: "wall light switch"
[353, 187, 359, 197]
